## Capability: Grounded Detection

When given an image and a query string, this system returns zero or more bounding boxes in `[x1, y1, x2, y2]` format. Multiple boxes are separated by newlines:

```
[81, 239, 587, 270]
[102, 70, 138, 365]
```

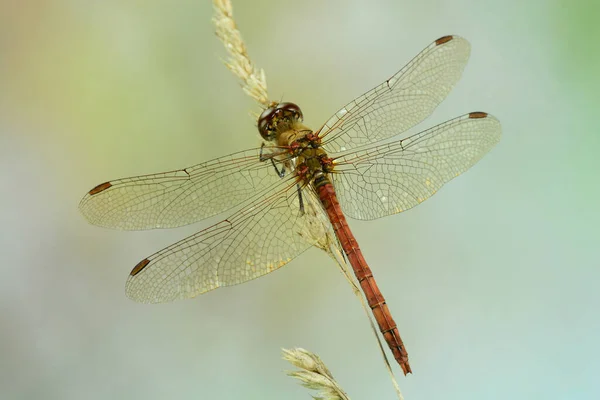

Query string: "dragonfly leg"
[260, 143, 286, 177]
[259, 142, 269, 161]
[297, 184, 305, 215]
[272, 160, 286, 178]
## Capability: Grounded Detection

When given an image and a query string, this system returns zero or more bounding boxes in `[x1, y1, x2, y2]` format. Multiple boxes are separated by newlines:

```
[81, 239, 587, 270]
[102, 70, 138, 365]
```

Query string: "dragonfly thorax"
[294, 147, 334, 187]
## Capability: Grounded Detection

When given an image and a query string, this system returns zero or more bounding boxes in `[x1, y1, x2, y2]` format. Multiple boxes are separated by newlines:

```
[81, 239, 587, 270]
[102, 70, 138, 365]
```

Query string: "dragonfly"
[80, 35, 501, 375]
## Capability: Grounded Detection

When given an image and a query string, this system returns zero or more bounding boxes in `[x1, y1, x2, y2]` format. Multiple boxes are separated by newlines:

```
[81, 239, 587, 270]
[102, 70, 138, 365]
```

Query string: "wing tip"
[434, 34, 470, 51]
[468, 111, 502, 129]
[467, 111, 502, 143]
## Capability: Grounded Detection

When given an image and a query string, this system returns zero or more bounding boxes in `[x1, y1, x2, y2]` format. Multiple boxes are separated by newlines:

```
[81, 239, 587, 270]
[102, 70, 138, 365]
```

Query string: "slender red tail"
[318, 183, 411, 375]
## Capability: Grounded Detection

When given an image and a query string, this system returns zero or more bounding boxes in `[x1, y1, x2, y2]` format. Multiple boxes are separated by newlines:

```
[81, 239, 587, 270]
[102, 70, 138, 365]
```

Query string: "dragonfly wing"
[331, 112, 501, 220]
[79, 147, 287, 230]
[125, 178, 330, 303]
[320, 35, 471, 153]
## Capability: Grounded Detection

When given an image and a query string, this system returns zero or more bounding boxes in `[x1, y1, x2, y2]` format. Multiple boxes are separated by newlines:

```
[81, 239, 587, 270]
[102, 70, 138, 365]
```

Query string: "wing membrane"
[320, 35, 471, 153]
[79, 148, 287, 230]
[125, 178, 329, 303]
[331, 113, 501, 220]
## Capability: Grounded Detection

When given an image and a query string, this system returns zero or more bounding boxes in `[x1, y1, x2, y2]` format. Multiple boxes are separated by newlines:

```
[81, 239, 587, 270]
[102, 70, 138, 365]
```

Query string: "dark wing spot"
[435, 35, 454, 46]
[131, 258, 151, 276]
[468, 111, 488, 119]
[88, 181, 112, 195]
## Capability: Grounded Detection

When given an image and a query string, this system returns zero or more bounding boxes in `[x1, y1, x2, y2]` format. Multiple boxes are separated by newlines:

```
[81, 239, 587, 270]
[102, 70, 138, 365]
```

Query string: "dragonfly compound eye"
[277, 102, 304, 122]
[258, 107, 277, 140]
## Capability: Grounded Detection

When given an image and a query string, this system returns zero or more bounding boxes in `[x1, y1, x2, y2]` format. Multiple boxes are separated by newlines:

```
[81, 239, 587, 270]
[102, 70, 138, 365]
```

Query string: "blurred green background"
[1, 0, 598, 399]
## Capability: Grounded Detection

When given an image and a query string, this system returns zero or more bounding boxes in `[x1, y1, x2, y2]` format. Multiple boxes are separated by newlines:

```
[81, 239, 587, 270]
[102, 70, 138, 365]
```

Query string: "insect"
[80, 35, 501, 374]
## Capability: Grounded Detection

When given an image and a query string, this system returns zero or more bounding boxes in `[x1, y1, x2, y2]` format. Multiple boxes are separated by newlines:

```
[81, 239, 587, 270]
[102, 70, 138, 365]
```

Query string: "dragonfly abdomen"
[317, 182, 412, 375]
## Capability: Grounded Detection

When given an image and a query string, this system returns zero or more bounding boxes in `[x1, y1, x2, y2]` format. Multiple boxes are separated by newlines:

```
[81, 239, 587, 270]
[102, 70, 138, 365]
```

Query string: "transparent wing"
[331, 112, 501, 220]
[79, 147, 288, 230]
[125, 178, 333, 303]
[319, 35, 471, 153]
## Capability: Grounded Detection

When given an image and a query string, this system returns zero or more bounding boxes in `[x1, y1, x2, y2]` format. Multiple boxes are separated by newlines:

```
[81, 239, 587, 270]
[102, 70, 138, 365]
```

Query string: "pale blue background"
[1, 0, 598, 399]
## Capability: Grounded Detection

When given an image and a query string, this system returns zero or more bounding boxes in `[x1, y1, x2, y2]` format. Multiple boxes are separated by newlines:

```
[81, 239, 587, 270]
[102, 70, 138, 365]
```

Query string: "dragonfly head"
[258, 102, 304, 140]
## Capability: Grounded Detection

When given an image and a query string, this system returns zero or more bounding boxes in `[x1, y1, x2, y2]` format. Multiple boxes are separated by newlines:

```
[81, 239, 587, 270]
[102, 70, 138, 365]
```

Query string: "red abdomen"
[317, 182, 411, 374]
